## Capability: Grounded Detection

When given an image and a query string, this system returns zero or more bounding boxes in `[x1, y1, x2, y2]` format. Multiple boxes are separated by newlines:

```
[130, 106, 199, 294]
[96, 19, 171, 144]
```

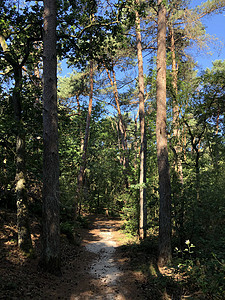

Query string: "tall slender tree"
[76, 60, 94, 215]
[156, 0, 172, 266]
[40, 0, 61, 274]
[135, 1, 147, 240]
[104, 63, 129, 187]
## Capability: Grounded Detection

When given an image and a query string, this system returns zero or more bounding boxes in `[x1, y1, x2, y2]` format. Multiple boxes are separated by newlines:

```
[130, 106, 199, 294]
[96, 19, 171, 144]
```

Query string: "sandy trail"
[41, 215, 141, 300]
[0, 213, 146, 300]
[82, 218, 126, 300]
[85, 224, 122, 285]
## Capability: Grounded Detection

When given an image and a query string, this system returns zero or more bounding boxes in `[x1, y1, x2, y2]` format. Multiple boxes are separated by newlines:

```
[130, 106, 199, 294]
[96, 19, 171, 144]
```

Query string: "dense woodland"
[0, 0, 225, 298]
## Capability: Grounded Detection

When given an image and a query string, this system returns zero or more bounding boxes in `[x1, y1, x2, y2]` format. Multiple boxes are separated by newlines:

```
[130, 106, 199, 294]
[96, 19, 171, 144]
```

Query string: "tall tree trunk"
[195, 148, 200, 202]
[133, 111, 139, 171]
[156, 0, 172, 266]
[76, 94, 84, 158]
[0, 34, 33, 253]
[40, 0, 61, 275]
[104, 64, 129, 187]
[170, 25, 184, 185]
[13, 67, 33, 253]
[169, 25, 185, 246]
[135, 7, 147, 240]
[77, 60, 94, 214]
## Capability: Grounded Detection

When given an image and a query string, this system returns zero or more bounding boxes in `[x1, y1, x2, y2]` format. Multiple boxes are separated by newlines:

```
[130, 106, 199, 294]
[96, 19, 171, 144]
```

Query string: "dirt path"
[1, 214, 145, 300]
[0, 212, 193, 299]
[67, 216, 138, 300]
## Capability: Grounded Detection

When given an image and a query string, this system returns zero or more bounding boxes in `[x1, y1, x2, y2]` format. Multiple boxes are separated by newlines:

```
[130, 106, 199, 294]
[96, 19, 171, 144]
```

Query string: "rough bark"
[0, 34, 33, 253]
[40, 0, 61, 275]
[135, 7, 147, 240]
[169, 25, 185, 246]
[170, 25, 184, 185]
[156, 0, 172, 266]
[13, 67, 33, 253]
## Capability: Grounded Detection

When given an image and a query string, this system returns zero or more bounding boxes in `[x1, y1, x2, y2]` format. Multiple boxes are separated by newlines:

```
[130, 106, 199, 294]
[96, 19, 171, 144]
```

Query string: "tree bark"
[0, 34, 33, 253]
[40, 0, 61, 275]
[169, 24, 185, 246]
[156, 0, 172, 266]
[13, 66, 33, 253]
[170, 25, 184, 185]
[135, 7, 147, 240]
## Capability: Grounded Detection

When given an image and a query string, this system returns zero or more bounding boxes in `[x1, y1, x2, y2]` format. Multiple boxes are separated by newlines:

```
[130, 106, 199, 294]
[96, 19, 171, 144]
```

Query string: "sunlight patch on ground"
[85, 228, 122, 286]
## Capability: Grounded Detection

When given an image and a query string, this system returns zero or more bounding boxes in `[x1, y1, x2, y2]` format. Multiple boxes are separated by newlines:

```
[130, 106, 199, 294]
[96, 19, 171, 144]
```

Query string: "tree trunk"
[156, 0, 172, 266]
[13, 67, 33, 253]
[104, 64, 129, 187]
[169, 25, 185, 246]
[135, 7, 147, 240]
[40, 0, 61, 275]
[0, 34, 33, 253]
[77, 60, 94, 214]
[170, 25, 184, 185]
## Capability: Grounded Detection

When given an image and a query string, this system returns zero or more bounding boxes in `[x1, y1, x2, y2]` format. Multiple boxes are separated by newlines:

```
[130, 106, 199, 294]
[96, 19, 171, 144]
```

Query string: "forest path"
[0, 212, 146, 299]
[0, 212, 190, 299]
[68, 215, 140, 300]
[40, 215, 143, 299]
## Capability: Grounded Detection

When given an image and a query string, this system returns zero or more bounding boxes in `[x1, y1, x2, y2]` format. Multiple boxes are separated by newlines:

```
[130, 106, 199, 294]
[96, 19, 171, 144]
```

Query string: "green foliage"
[60, 221, 76, 243]
[0, 1, 225, 297]
[120, 191, 139, 234]
[173, 240, 225, 299]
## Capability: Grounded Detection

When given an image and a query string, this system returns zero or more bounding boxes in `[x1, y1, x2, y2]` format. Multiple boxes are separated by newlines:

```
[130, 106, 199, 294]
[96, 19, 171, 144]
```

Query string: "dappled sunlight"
[85, 221, 123, 288]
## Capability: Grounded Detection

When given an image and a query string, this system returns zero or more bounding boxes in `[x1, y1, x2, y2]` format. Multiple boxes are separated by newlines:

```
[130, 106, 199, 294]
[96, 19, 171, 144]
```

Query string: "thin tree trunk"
[105, 65, 126, 146]
[40, 0, 61, 275]
[216, 105, 220, 135]
[170, 25, 184, 185]
[0, 34, 33, 253]
[135, 6, 147, 240]
[183, 126, 187, 161]
[133, 111, 139, 171]
[104, 64, 129, 184]
[195, 148, 200, 202]
[13, 67, 33, 253]
[156, 0, 172, 266]
[77, 60, 94, 214]
[73, 94, 83, 218]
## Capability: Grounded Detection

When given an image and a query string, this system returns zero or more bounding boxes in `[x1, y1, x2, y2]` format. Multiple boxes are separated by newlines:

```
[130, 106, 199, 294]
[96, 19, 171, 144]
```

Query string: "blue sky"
[60, 1, 225, 77]
[191, 1, 225, 70]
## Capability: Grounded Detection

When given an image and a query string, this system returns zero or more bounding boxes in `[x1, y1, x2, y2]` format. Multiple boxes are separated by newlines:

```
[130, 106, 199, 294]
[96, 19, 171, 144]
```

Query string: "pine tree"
[40, 0, 61, 275]
[156, 0, 172, 266]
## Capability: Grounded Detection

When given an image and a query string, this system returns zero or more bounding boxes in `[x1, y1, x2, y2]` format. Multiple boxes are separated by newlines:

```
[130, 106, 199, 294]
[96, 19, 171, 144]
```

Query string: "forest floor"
[0, 211, 195, 300]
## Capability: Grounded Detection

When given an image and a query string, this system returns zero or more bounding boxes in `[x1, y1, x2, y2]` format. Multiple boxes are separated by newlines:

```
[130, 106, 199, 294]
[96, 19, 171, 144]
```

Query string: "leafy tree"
[0, 0, 42, 253]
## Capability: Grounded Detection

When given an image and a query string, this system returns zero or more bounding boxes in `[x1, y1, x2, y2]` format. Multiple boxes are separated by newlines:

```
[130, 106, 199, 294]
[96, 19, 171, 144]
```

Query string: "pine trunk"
[13, 67, 33, 253]
[170, 25, 185, 246]
[170, 25, 184, 185]
[156, 0, 172, 266]
[136, 8, 147, 240]
[105, 64, 129, 187]
[40, 0, 61, 275]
